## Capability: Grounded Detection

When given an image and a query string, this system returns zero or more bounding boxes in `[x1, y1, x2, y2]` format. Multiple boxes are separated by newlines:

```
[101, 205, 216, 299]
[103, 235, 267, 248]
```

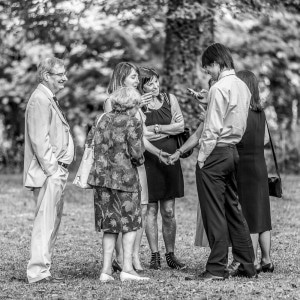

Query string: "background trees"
[0, 0, 299, 173]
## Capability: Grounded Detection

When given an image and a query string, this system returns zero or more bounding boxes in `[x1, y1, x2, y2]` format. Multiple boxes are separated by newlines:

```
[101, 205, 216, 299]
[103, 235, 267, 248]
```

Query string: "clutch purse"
[266, 121, 282, 198]
[73, 113, 105, 189]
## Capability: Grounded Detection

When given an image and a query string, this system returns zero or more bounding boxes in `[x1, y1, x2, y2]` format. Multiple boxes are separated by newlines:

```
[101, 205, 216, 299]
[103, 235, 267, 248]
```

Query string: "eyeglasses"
[48, 71, 68, 77]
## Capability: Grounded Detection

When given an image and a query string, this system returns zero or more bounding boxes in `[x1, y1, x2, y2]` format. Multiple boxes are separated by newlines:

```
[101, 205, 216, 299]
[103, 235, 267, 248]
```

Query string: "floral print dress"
[86, 112, 145, 233]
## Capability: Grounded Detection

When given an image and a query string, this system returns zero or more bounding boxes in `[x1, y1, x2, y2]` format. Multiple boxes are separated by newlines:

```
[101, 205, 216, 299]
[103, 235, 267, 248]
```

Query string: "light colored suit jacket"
[23, 84, 72, 189]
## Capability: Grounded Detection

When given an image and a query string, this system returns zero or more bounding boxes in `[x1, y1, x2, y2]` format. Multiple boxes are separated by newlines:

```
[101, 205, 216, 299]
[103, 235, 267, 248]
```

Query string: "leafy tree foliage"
[0, 0, 299, 172]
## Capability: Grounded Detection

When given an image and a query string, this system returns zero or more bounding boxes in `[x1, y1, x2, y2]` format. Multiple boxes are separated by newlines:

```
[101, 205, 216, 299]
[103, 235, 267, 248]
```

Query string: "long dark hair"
[107, 62, 139, 94]
[236, 70, 263, 112]
[202, 43, 234, 70]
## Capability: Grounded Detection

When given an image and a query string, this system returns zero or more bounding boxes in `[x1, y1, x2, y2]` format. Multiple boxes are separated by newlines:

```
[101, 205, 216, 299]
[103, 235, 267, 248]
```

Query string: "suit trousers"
[27, 165, 68, 283]
[196, 146, 256, 277]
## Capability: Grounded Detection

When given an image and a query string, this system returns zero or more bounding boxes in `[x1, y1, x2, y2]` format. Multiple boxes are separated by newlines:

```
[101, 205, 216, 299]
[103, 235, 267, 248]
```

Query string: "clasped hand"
[168, 151, 180, 165]
[159, 151, 171, 165]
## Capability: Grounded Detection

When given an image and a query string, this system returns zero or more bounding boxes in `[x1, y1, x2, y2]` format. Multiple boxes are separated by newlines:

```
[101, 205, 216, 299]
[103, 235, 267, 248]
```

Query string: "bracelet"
[176, 149, 183, 156]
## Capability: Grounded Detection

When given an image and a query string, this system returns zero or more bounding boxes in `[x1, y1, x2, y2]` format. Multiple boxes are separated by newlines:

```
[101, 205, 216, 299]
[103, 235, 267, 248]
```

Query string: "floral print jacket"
[86, 112, 145, 192]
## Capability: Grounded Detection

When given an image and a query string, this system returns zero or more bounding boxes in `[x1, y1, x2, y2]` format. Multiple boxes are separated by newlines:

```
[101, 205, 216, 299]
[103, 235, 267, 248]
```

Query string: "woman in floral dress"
[87, 87, 149, 282]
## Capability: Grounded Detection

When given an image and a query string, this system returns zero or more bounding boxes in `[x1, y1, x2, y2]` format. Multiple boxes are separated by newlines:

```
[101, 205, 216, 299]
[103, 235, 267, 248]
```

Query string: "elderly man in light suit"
[24, 57, 74, 283]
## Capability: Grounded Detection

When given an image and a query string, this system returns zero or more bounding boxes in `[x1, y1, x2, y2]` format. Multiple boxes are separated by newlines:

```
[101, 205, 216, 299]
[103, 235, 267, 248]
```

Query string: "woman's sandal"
[261, 262, 274, 273]
[165, 252, 186, 270]
[149, 252, 161, 270]
[112, 259, 122, 273]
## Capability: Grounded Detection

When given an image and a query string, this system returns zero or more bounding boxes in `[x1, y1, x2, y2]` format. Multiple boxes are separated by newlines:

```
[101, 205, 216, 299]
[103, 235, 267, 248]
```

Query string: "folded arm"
[146, 94, 184, 136]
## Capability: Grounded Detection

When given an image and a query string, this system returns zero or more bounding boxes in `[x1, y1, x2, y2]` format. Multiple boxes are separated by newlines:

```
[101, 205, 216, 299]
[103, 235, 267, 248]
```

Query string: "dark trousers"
[196, 146, 256, 277]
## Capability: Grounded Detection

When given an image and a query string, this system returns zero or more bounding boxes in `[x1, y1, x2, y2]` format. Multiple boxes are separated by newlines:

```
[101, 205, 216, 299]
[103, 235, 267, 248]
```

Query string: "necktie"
[53, 96, 68, 123]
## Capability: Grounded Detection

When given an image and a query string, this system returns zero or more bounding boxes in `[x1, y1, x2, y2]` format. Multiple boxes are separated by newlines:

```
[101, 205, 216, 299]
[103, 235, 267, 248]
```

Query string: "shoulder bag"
[73, 113, 105, 189]
[266, 121, 283, 198]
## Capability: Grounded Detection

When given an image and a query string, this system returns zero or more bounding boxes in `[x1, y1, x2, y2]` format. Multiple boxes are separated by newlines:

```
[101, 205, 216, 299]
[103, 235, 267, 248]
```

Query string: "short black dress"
[144, 95, 184, 203]
[236, 109, 271, 233]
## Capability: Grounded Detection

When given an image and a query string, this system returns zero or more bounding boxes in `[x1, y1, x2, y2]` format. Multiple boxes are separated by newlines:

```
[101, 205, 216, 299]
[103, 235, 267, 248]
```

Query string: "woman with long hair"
[231, 70, 274, 273]
[104, 62, 169, 272]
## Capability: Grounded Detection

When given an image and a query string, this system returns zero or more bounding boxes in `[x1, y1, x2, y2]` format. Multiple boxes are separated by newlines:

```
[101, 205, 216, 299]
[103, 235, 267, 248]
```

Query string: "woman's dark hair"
[137, 67, 159, 94]
[208, 78, 216, 89]
[202, 43, 235, 70]
[107, 62, 139, 94]
[236, 70, 263, 112]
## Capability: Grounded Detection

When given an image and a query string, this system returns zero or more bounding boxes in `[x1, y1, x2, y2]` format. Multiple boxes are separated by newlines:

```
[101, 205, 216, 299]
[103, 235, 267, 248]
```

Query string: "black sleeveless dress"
[236, 109, 271, 233]
[144, 95, 184, 203]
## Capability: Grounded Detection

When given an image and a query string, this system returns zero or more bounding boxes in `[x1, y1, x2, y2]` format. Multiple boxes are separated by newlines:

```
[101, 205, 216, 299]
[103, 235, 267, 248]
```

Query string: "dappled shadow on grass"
[1, 171, 300, 299]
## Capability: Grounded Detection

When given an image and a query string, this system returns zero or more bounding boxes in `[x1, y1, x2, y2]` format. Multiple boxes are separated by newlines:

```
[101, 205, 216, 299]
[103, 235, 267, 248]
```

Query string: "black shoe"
[261, 262, 274, 273]
[112, 259, 122, 273]
[230, 269, 258, 279]
[149, 252, 161, 270]
[185, 270, 227, 281]
[165, 252, 186, 270]
[228, 260, 240, 273]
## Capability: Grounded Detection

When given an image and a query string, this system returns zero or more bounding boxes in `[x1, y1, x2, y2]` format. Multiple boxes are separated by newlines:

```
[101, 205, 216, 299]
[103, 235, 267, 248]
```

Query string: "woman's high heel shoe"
[261, 262, 274, 273]
[112, 259, 122, 273]
[133, 264, 144, 273]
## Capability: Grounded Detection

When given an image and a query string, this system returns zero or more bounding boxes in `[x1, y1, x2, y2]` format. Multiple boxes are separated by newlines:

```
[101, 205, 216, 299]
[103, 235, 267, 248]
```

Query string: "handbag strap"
[266, 119, 281, 179]
[91, 113, 106, 146]
[162, 93, 170, 106]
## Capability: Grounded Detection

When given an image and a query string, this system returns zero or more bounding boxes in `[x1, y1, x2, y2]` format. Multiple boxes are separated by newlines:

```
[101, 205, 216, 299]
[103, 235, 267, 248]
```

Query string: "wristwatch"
[176, 149, 183, 156]
[154, 124, 160, 134]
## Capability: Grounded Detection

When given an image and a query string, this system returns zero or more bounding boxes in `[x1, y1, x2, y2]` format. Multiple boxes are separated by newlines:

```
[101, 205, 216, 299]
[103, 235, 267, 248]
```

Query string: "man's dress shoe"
[185, 270, 227, 281]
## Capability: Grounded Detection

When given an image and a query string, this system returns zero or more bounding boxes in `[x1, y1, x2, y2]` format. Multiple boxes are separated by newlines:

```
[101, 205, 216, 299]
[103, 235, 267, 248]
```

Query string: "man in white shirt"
[170, 43, 256, 281]
[24, 57, 74, 283]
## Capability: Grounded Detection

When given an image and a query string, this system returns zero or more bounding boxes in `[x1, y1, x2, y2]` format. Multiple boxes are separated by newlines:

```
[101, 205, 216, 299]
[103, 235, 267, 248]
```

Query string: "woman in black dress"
[234, 70, 274, 273]
[138, 67, 186, 270]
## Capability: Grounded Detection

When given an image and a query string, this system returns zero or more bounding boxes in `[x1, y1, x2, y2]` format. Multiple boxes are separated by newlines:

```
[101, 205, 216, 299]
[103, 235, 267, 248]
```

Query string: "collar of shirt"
[41, 83, 54, 98]
[218, 69, 235, 81]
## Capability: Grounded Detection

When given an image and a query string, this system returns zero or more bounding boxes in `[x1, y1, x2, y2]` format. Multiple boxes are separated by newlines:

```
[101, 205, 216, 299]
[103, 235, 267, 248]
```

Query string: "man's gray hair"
[110, 87, 141, 112]
[37, 57, 64, 83]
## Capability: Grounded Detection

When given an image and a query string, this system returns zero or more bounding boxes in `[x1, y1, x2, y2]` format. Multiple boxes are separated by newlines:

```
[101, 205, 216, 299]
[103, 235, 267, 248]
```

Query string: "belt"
[58, 161, 69, 169]
[215, 143, 235, 148]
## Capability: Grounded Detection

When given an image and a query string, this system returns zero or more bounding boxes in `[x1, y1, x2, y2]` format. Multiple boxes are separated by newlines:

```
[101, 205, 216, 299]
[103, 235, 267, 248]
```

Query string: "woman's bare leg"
[259, 230, 272, 265]
[160, 199, 176, 253]
[102, 233, 118, 275]
[132, 204, 148, 270]
[145, 203, 159, 252]
[250, 233, 259, 266]
[122, 231, 139, 275]
[114, 233, 123, 265]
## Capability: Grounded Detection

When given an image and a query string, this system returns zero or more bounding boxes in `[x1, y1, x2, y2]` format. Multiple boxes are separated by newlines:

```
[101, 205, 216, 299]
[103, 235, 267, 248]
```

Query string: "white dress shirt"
[198, 70, 251, 163]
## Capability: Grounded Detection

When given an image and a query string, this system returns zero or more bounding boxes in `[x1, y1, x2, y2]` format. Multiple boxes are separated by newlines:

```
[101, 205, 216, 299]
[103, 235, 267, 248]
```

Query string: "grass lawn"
[1, 154, 300, 299]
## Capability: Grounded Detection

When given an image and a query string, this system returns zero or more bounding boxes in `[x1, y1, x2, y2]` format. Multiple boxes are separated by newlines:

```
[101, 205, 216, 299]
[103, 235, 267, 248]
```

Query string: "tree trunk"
[162, 0, 214, 128]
